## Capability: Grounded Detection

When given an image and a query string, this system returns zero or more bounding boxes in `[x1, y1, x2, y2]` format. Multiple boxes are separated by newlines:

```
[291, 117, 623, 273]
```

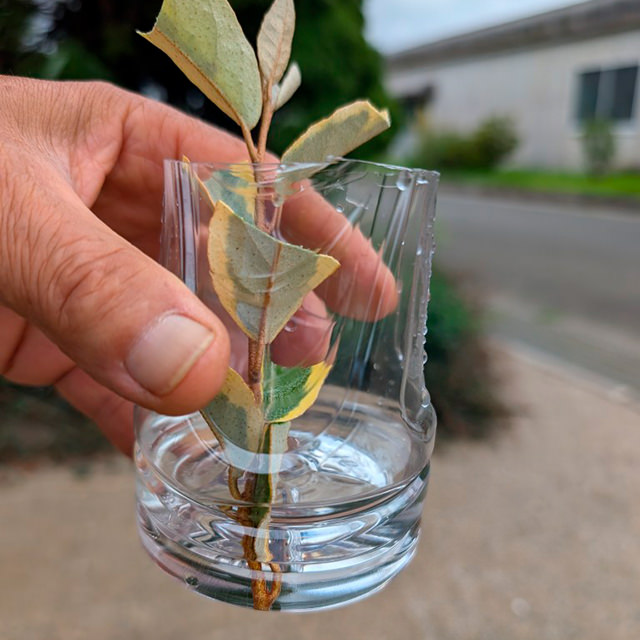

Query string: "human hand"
[0, 76, 397, 455]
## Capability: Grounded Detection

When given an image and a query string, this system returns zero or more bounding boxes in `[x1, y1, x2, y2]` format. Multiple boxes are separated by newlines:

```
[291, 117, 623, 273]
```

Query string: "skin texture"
[0, 76, 396, 456]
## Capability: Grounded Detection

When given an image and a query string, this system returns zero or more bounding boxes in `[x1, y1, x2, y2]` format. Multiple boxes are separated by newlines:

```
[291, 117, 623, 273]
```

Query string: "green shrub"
[470, 116, 520, 168]
[425, 270, 510, 439]
[582, 118, 616, 176]
[410, 116, 518, 171]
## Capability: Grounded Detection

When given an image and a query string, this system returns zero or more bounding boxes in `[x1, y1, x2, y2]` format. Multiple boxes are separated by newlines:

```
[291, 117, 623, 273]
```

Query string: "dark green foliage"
[471, 116, 519, 168]
[411, 116, 519, 171]
[225, 0, 401, 156]
[425, 270, 509, 439]
[0, 0, 43, 75]
[0, 1, 505, 461]
[2, 0, 399, 158]
[581, 118, 616, 176]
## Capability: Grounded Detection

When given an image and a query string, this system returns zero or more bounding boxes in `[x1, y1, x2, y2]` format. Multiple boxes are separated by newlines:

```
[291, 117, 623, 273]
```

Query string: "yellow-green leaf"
[273, 62, 301, 110]
[263, 359, 332, 423]
[200, 368, 263, 469]
[139, 0, 262, 129]
[208, 201, 340, 344]
[281, 100, 391, 172]
[199, 164, 257, 223]
[257, 0, 295, 88]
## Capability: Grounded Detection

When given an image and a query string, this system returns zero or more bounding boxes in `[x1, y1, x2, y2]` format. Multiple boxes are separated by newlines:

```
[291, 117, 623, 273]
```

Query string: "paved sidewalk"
[1, 345, 639, 640]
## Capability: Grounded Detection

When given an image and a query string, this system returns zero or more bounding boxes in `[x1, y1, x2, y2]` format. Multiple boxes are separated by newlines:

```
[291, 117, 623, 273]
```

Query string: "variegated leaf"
[199, 164, 257, 223]
[139, 0, 262, 129]
[200, 367, 263, 470]
[257, 0, 295, 88]
[281, 100, 391, 178]
[208, 201, 340, 344]
[263, 358, 332, 423]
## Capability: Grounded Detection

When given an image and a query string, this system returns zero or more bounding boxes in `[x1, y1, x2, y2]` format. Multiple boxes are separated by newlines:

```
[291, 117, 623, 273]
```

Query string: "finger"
[0, 306, 28, 373]
[90, 90, 251, 246]
[1, 163, 230, 417]
[281, 189, 399, 321]
[270, 292, 333, 368]
[72, 85, 396, 323]
[1, 317, 75, 387]
[56, 367, 134, 456]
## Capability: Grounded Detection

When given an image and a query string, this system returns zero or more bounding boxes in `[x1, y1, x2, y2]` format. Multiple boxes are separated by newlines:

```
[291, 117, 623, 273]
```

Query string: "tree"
[2, 0, 399, 156]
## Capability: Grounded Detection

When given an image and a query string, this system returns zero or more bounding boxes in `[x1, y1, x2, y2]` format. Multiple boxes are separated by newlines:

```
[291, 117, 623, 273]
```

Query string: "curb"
[440, 183, 640, 214]
[490, 338, 640, 412]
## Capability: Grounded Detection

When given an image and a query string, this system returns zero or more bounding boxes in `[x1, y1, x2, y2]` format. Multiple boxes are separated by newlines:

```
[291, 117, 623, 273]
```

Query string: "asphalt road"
[433, 192, 640, 397]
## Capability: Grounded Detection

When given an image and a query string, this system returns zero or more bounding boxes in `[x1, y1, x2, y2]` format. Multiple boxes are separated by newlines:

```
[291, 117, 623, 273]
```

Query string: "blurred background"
[0, 1, 639, 638]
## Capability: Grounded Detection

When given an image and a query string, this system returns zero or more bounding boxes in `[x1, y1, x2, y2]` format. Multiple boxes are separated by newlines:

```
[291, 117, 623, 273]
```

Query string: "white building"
[386, 0, 640, 170]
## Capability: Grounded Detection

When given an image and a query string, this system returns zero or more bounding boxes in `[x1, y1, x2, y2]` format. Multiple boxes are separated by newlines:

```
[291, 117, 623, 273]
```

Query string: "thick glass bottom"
[136, 464, 427, 611]
[135, 402, 432, 611]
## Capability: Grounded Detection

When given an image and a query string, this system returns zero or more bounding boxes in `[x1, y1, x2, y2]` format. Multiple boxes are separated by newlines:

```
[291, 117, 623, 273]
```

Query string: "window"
[576, 65, 638, 122]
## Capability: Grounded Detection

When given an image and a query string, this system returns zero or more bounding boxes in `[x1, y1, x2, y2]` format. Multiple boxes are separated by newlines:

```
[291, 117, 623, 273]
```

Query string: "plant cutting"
[139, 0, 391, 610]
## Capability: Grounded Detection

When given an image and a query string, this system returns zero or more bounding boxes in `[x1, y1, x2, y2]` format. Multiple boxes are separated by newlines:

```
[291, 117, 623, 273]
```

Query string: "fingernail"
[125, 314, 215, 396]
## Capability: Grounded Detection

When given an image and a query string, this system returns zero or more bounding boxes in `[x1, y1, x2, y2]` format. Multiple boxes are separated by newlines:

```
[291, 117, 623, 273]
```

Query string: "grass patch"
[443, 169, 640, 201]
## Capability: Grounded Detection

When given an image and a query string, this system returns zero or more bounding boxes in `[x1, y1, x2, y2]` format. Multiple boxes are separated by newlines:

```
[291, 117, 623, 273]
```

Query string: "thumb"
[1, 165, 230, 416]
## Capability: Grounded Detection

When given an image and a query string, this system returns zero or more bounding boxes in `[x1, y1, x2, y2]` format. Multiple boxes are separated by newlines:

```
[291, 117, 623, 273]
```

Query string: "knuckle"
[0, 150, 41, 309]
[43, 234, 137, 334]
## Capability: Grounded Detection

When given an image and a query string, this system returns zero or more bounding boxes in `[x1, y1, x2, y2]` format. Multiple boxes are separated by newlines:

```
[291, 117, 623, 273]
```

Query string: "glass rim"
[164, 156, 440, 180]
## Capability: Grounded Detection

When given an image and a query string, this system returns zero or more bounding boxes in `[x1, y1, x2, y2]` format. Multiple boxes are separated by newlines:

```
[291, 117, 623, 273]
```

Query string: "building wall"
[388, 30, 640, 170]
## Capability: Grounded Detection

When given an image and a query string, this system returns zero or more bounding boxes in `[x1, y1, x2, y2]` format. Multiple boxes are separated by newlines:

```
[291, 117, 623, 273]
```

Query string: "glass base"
[136, 499, 421, 611]
[136, 441, 428, 610]
[135, 400, 431, 611]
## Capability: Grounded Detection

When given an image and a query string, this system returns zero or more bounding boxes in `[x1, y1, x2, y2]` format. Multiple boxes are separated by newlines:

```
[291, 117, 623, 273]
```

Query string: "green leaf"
[199, 164, 257, 223]
[273, 62, 301, 110]
[200, 368, 263, 469]
[208, 201, 340, 344]
[138, 0, 262, 129]
[257, 0, 295, 88]
[263, 359, 332, 423]
[281, 100, 391, 172]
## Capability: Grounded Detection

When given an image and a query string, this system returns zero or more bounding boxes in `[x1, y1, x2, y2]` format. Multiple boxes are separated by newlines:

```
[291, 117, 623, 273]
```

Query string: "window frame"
[574, 63, 639, 124]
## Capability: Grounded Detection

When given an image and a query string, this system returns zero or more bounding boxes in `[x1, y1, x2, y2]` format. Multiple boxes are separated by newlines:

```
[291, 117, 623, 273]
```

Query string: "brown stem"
[266, 202, 284, 236]
[238, 138, 285, 609]
[238, 470, 283, 610]
[257, 82, 275, 161]
[227, 94, 288, 611]
[247, 339, 263, 403]
[240, 121, 260, 163]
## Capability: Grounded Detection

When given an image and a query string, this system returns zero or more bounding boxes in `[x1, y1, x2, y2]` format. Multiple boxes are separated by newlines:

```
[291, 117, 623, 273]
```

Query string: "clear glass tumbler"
[135, 158, 438, 611]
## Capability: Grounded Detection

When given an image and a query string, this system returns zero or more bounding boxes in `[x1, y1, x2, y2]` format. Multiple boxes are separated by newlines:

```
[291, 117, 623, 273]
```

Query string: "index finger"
[281, 188, 398, 322]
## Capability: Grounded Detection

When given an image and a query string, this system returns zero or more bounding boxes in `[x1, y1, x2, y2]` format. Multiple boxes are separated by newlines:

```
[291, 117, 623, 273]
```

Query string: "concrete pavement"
[1, 343, 639, 640]
[434, 193, 640, 396]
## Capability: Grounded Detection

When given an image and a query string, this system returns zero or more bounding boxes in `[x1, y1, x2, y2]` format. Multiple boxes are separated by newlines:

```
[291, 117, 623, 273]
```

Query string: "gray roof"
[387, 0, 640, 70]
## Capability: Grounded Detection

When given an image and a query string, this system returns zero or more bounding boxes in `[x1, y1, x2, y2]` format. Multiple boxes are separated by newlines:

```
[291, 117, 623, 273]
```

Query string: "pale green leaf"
[263, 358, 332, 423]
[200, 367, 263, 469]
[208, 201, 340, 344]
[273, 61, 301, 110]
[199, 164, 257, 223]
[281, 100, 391, 176]
[138, 0, 262, 129]
[257, 0, 295, 88]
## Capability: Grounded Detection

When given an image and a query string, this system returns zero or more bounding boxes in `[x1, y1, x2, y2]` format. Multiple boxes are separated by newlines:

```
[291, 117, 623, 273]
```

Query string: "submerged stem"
[229, 150, 284, 610]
